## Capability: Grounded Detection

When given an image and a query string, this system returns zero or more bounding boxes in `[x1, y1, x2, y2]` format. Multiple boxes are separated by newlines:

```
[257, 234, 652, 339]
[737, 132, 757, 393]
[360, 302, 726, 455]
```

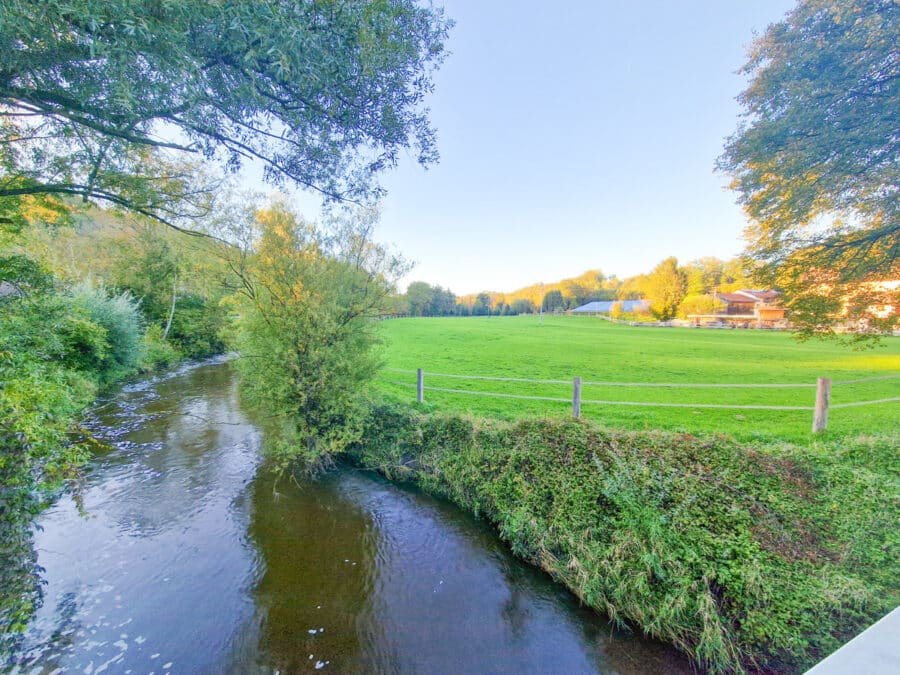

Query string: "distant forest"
[395, 256, 753, 319]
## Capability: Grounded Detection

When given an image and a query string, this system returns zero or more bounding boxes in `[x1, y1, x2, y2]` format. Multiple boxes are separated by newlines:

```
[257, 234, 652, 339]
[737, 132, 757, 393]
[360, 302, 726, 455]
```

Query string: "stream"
[6, 359, 690, 674]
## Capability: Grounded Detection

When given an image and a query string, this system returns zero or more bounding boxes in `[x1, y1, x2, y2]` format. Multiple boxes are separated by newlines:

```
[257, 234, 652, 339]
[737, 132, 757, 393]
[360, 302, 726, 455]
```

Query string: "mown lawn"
[373, 316, 900, 442]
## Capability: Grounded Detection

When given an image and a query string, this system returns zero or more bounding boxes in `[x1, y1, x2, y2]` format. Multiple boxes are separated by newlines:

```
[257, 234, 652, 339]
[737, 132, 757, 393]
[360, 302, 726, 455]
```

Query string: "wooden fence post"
[573, 376, 582, 419]
[812, 377, 831, 433]
[417, 368, 424, 404]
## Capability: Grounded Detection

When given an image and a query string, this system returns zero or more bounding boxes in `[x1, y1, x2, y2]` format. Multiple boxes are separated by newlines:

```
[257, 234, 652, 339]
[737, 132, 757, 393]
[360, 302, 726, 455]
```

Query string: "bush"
[0, 287, 94, 643]
[140, 324, 181, 370]
[70, 281, 143, 383]
[166, 294, 227, 358]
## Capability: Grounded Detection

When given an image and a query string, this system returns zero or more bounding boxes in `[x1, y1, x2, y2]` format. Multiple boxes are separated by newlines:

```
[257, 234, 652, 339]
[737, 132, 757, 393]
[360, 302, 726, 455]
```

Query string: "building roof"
[714, 292, 757, 303]
[572, 300, 650, 313]
[715, 290, 780, 304]
[736, 289, 780, 302]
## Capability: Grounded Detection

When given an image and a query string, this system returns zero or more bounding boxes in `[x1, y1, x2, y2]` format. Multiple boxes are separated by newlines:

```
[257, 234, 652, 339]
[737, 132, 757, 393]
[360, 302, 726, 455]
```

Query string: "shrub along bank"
[351, 405, 899, 673]
[0, 254, 220, 645]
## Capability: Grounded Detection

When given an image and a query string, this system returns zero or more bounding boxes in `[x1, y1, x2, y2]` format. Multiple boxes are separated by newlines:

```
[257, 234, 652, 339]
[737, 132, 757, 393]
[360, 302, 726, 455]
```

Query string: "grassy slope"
[374, 316, 900, 442]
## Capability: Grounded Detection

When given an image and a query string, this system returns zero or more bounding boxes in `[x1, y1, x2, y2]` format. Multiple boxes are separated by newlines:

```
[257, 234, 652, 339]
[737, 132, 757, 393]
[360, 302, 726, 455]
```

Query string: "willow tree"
[719, 0, 898, 340]
[233, 200, 407, 471]
[0, 0, 450, 230]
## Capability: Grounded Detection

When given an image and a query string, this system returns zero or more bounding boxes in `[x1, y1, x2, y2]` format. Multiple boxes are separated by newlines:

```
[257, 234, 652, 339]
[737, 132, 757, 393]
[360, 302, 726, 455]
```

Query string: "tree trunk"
[162, 271, 177, 339]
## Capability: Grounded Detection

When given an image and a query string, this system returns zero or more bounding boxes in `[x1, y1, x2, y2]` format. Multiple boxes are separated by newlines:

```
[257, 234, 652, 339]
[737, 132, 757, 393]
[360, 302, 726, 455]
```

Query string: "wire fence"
[377, 368, 900, 431]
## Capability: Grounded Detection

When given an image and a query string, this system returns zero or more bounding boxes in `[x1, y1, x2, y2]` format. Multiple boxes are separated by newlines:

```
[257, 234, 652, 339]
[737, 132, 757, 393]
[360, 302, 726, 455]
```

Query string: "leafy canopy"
[233, 200, 407, 471]
[645, 257, 687, 321]
[0, 0, 450, 227]
[719, 0, 899, 339]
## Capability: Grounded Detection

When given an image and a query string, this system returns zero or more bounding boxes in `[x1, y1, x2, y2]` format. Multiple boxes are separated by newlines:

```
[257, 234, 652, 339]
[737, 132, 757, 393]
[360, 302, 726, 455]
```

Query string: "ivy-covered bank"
[351, 405, 899, 673]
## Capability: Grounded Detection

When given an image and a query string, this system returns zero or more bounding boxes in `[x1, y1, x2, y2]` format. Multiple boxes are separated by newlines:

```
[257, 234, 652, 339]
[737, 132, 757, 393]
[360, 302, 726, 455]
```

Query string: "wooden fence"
[379, 369, 900, 433]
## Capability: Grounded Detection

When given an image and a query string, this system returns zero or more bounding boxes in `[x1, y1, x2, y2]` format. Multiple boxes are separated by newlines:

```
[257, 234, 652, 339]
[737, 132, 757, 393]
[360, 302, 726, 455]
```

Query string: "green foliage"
[0, 0, 451, 224]
[405, 281, 434, 316]
[0, 282, 95, 641]
[719, 0, 899, 339]
[510, 298, 535, 315]
[164, 295, 227, 358]
[541, 289, 564, 312]
[352, 406, 899, 673]
[0, 254, 52, 293]
[0, 257, 160, 640]
[677, 293, 726, 319]
[140, 324, 180, 371]
[471, 292, 492, 316]
[234, 202, 406, 472]
[645, 257, 688, 321]
[18, 211, 231, 360]
[69, 281, 143, 383]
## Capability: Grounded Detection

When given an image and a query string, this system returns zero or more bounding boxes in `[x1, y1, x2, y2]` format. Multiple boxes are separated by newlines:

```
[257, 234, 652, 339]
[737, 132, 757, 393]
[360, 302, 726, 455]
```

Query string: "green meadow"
[374, 315, 900, 442]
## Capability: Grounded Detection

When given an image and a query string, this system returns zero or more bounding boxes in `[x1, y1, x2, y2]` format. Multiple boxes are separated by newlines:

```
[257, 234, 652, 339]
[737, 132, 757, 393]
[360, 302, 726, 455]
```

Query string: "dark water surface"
[8, 360, 690, 674]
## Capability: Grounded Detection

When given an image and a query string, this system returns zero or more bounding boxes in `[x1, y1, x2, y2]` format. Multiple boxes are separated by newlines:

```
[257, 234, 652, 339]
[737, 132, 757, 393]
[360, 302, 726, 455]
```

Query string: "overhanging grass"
[352, 405, 900, 673]
[374, 316, 900, 442]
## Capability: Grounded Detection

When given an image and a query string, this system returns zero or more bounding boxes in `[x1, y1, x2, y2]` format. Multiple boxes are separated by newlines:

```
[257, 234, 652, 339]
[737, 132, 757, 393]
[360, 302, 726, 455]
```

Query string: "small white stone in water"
[308, 629, 317, 635]
[309, 655, 313, 660]
[316, 605, 321, 609]
[319, 628, 324, 632]
[163, 663, 172, 669]
[315, 661, 326, 670]
[150, 653, 160, 659]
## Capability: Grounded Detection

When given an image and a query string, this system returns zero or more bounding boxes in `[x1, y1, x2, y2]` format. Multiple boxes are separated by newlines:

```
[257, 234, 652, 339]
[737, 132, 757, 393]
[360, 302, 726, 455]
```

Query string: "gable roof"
[714, 292, 757, 303]
[572, 300, 650, 313]
[715, 290, 780, 304]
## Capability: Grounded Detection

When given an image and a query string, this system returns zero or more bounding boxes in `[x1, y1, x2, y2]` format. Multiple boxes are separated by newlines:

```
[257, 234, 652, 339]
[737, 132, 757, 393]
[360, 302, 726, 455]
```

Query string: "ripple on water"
[9, 359, 691, 675]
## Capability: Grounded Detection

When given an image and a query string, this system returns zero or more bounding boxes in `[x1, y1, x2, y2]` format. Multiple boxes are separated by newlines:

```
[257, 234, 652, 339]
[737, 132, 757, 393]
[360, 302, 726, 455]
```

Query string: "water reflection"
[5, 360, 690, 674]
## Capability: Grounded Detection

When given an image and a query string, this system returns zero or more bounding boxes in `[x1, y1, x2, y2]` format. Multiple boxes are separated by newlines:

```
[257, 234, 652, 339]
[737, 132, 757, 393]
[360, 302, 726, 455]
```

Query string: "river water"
[7, 360, 690, 674]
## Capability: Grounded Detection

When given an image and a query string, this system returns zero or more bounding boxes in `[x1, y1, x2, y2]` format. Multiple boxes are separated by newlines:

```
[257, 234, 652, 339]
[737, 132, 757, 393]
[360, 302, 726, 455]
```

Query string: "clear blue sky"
[292, 0, 797, 295]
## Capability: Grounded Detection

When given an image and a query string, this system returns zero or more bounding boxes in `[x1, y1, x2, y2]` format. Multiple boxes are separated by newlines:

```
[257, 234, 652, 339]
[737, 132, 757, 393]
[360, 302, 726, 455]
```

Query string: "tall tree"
[542, 289, 564, 313]
[0, 1, 450, 228]
[683, 257, 725, 295]
[405, 281, 434, 316]
[472, 292, 492, 316]
[234, 200, 406, 469]
[429, 285, 456, 315]
[719, 0, 899, 338]
[645, 257, 688, 321]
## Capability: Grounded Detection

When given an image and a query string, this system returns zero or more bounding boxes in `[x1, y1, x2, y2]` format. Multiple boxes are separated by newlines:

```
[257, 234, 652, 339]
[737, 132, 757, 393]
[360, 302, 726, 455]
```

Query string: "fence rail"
[379, 369, 900, 432]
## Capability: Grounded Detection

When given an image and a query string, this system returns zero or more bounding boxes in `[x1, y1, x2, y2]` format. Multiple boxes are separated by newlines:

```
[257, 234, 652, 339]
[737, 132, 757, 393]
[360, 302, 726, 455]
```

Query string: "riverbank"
[350, 404, 899, 673]
[0, 333, 217, 645]
[5, 359, 693, 674]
